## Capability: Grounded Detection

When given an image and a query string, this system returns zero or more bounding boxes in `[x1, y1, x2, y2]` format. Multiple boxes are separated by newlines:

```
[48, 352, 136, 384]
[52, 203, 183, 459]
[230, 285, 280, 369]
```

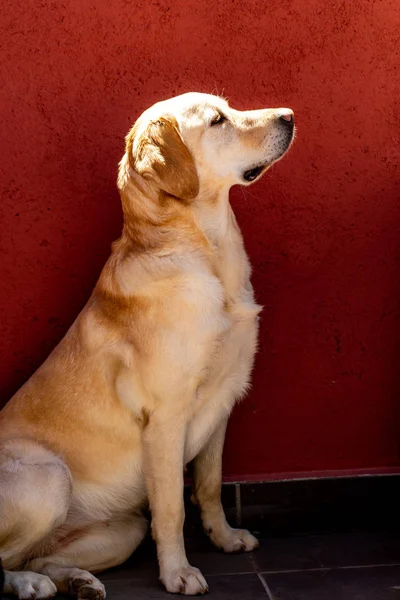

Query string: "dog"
[0, 92, 295, 597]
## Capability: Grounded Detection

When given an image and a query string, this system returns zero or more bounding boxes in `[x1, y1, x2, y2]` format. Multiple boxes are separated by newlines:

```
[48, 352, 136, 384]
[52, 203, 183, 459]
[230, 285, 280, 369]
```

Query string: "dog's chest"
[184, 297, 259, 463]
[183, 228, 261, 463]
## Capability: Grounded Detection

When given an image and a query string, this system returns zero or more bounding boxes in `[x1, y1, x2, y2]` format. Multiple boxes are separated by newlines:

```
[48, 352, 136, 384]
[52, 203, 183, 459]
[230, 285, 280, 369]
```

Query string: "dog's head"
[120, 92, 295, 201]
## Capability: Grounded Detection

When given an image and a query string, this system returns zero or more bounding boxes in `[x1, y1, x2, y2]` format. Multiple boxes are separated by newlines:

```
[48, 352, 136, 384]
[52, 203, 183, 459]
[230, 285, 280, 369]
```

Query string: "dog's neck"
[99, 162, 249, 302]
[117, 160, 238, 256]
[191, 186, 235, 248]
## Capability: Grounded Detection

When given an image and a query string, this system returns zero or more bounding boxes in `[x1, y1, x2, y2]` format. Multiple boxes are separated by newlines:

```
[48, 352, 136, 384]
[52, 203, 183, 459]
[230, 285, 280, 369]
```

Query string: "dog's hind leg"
[0, 438, 72, 599]
[27, 514, 148, 599]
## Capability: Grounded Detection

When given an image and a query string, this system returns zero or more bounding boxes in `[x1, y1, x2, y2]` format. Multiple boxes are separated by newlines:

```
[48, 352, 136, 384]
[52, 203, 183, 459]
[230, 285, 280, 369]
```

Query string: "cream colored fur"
[0, 92, 294, 597]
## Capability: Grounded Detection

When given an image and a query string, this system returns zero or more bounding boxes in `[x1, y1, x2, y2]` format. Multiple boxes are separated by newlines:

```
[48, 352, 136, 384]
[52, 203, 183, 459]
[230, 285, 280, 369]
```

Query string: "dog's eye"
[210, 112, 226, 126]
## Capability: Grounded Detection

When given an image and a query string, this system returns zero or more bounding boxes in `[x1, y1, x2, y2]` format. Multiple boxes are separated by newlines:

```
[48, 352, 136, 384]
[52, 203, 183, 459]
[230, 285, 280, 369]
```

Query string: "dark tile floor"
[94, 531, 400, 599]
[2, 532, 400, 599]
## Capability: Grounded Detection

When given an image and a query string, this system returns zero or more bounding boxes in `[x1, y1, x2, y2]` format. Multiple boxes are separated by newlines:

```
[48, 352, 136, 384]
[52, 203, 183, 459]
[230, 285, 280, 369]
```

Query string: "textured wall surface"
[0, 0, 399, 479]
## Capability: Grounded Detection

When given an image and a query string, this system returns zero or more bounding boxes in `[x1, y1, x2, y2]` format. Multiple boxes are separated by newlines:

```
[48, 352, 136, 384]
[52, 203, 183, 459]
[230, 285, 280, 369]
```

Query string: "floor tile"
[101, 573, 267, 599]
[97, 577, 165, 600]
[265, 565, 400, 600]
[253, 533, 400, 572]
[187, 546, 255, 576]
[204, 574, 269, 598]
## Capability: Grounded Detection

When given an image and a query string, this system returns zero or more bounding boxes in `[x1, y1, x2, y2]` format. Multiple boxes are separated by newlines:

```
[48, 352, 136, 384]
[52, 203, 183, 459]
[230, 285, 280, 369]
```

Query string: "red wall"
[1, 0, 400, 480]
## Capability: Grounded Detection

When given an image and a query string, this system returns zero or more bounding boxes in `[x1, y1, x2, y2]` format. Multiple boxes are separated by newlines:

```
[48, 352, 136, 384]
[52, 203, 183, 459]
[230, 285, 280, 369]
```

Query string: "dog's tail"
[0, 558, 4, 595]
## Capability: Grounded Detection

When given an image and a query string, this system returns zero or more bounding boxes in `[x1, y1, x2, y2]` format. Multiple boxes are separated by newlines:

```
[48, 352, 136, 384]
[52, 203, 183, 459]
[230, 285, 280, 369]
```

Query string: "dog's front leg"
[193, 419, 259, 553]
[143, 405, 208, 595]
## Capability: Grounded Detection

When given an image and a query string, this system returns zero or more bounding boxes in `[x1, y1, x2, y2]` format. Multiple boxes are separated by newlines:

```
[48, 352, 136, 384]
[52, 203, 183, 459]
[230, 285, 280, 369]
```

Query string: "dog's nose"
[278, 109, 294, 125]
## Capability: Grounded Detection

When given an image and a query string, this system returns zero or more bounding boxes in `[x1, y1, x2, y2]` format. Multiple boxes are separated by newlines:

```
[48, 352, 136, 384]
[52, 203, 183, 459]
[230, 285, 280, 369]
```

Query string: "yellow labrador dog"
[0, 92, 294, 597]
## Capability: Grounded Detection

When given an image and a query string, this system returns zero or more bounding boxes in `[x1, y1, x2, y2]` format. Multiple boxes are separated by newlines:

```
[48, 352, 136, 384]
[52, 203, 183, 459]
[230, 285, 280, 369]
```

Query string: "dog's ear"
[129, 116, 199, 201]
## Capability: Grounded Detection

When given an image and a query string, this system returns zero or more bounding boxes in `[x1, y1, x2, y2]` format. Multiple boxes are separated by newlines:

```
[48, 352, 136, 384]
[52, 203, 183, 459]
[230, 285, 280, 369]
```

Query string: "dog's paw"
[161, 566, 209, 595]
[4, 571, 57, 600]
[70, 573, 106, 600]
[211, 528, 259, 553]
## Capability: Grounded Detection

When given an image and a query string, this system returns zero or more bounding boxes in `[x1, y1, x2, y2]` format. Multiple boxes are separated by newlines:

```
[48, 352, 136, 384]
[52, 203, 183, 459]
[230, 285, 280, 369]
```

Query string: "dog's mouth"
[243, 165, 265, 182]
[243, 128, 296, 183]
